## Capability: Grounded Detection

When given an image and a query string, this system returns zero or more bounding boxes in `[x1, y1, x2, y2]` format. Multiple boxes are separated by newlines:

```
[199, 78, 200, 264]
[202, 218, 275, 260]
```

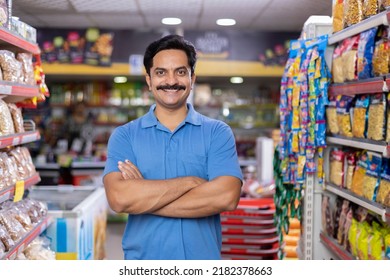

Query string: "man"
[103, 34, 242, 260]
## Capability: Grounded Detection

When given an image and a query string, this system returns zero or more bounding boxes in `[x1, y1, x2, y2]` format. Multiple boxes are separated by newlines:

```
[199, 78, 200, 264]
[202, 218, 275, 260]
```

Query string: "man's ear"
[191, 74, 196, 89]
[146, 74, 152, 90]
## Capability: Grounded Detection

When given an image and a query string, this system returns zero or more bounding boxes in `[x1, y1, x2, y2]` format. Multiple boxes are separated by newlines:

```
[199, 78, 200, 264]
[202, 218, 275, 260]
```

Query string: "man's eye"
[156, 70, 165, 76]
[177, 69, 187, 76]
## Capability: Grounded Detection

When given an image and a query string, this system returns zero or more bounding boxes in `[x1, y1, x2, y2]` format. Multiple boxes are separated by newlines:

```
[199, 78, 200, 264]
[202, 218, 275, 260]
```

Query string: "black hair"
[143, 34, 197, 76]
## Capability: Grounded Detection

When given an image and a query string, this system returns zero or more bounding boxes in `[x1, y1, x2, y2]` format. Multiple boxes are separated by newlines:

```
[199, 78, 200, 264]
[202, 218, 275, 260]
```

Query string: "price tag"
[13, 180, 25, 202]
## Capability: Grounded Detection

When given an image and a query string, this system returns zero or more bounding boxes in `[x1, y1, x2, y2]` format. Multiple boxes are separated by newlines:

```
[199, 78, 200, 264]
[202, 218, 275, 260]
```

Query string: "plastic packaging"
[332, 0, 345, 33]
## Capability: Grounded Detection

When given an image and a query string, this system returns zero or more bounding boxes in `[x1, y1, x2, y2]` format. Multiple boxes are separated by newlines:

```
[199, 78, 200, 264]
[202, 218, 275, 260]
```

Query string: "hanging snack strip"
[276, 35, 331, 242]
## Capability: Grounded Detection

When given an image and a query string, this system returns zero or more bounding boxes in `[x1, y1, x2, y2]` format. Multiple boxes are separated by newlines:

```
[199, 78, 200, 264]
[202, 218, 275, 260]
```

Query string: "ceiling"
[12, 0, 332, 32]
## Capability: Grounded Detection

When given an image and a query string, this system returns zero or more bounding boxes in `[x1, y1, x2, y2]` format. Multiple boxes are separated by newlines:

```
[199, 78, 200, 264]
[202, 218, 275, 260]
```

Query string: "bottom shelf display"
[322, 195, 390, 260]
[320, 232, 355, 260]
[2, 215, 52, 260]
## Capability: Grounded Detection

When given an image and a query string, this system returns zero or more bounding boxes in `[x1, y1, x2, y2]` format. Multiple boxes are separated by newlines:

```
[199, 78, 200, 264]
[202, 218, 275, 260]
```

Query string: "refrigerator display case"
[28, 186, 107, 260]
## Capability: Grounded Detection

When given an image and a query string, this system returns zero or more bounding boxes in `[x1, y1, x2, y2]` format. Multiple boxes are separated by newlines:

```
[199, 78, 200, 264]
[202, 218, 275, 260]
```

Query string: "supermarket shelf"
[0, 81, 41, 103]
[0, 27, 40, 55]
[326, 135, 389, 157]
[0, 173, 41, 204]
[35, 161, 105, 170]
[71, 161, 106, 169]
[0, 130, 40, 149]
[329, 76, 389, 96]
[43, 61, 284, 78]
[324, 183, 390, 223]
[2, 215, 52, 260]
[34, 162, 59, 170]
[239, 159, 257, 167]
[319, 232, 355, 260]
[328, 9, 390, 45]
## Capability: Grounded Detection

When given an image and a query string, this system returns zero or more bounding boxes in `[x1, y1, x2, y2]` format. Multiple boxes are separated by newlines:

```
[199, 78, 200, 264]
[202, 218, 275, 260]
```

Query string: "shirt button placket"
[166, 134, 177, 178]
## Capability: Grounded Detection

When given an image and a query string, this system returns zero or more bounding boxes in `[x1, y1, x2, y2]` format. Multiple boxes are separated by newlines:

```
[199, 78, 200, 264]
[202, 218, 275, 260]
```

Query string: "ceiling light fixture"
[114, 76, 127, 83]
[162, 17, 182, 25]
[216, 18, 236, 26]
[230, 77, 243, 84]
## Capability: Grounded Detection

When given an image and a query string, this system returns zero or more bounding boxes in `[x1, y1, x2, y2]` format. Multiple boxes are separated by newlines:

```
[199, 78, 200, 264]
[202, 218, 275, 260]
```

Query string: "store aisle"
[105, 222, 126, 260]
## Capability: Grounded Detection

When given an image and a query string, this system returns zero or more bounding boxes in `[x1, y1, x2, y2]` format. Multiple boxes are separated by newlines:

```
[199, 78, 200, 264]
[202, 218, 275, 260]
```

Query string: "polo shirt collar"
[141, 103, 202, 128]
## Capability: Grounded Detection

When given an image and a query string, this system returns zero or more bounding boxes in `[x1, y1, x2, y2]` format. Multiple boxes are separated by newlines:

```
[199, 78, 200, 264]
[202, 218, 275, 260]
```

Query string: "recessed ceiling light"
[230, 77, 243, 84]
[162, 17, 182, 25]
[114, 76, 127, 83]
[216, 18, 236, 26]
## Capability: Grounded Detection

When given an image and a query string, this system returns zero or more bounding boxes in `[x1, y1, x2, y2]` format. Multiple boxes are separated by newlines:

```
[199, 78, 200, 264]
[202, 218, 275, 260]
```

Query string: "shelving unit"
[325, 183, 390, 223]
[0, 130, 40, 148]
[0, 27, 40, 54]
[0, 173, 41, 203]
[328, 8, 390, 45]
[42, 60, 284, 78]
[316, 7, 390, 260]
[319, 232, 355, 260]
[326, 136, 389, 157]
[0, 81, 41, 103]
[0, 26, 52, 260]
[329, 76, 390, 96]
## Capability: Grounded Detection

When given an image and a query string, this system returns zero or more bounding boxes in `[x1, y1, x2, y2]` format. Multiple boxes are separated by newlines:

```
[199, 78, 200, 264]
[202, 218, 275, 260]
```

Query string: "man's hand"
[118, 159, 143, 179]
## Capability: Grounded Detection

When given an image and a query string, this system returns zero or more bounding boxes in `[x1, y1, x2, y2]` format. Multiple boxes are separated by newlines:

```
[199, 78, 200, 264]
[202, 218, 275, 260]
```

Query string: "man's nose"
[165, 72, 178, 84]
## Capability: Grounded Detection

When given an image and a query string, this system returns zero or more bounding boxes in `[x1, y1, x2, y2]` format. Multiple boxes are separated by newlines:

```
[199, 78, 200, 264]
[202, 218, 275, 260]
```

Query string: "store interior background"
[4, 0, 334, 260]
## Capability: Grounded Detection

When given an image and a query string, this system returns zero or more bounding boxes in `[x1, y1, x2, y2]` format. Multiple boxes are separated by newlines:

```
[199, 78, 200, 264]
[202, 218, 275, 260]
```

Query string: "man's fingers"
[124, 159, 143, 179]
[118, 160, 143, 179]
[118, 161, 137, 179]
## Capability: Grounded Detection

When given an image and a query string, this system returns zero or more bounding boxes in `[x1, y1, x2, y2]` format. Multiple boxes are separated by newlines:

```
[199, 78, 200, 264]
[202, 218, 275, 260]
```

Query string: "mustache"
[156, 84, 186, 91]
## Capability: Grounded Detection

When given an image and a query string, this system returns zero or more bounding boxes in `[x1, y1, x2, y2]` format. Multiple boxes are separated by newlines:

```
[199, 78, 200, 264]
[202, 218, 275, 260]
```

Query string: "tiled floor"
[105, 222, 126, 260]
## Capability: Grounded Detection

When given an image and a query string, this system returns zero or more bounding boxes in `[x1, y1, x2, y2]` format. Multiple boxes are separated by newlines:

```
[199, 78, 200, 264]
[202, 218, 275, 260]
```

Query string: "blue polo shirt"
[103, 103, 242, 260]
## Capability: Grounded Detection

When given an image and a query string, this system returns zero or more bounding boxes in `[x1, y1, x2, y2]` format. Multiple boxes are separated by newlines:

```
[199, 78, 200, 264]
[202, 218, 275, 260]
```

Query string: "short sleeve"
[207, 122, 243, 183]
[103, 125, 136, 178]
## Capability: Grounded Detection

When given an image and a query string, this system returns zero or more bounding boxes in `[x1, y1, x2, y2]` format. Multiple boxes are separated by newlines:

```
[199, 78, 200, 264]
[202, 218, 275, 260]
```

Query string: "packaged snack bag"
[336, 95, 354, 137]
[330, 149, 346, 187]
[344, 0, 363, 27]
[362, 152, 382, 201]
[352, 95, 369, 138]
[357, 27, 377, 80]
[362, 0, 379, 18]
[377, 157, 390, 206]
[342, 35, 360, 81]
[357, 221, 370, 259]
[345, 152, 357, 190]
[332, 0, 345, 33]
[367, 222, 384, 260]
[332, 43, 345, 83]
[372, 27, 390, 76]
[367, 93, 386, 141]
[326, 95, 339, 134]
[348, 218, 359, 256]
[351, 151, 368, 196]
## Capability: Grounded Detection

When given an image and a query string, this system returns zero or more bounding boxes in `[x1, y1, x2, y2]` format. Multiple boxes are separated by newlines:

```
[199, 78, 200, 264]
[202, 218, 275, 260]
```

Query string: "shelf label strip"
[0, 84, 12, 94]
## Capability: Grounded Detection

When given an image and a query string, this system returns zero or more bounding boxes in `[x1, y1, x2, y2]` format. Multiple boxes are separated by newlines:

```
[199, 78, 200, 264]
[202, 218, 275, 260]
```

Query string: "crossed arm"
[103, 160, 242, 218]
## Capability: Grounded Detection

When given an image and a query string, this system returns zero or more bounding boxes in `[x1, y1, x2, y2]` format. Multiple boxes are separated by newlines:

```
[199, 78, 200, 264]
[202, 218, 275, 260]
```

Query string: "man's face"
[146, 49, 195, 110]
